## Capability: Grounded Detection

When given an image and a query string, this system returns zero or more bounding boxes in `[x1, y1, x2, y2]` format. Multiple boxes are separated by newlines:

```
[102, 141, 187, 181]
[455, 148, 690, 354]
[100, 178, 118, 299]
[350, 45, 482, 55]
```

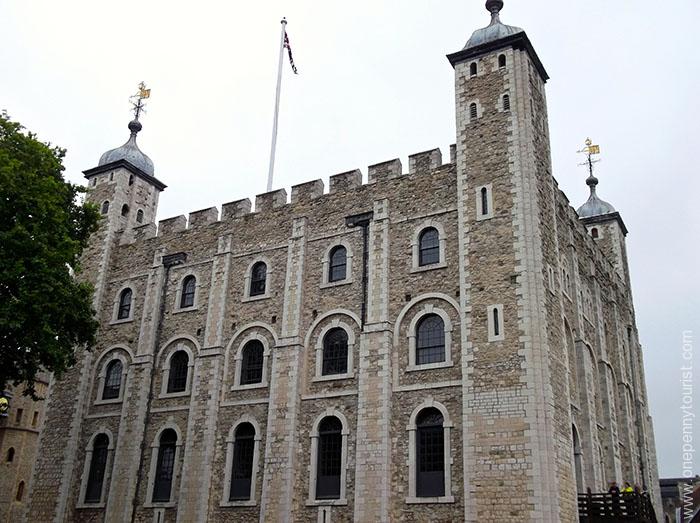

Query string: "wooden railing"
[578, 492, 657, 522]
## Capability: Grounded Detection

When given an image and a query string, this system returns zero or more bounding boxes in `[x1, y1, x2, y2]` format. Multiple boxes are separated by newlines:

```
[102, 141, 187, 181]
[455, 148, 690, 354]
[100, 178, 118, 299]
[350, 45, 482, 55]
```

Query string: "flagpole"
[267, 18, 287, 193]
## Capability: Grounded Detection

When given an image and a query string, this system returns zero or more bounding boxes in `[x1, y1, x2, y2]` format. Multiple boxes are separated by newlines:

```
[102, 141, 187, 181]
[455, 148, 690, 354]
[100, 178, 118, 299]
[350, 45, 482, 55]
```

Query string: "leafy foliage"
[0, 112, 100, 397]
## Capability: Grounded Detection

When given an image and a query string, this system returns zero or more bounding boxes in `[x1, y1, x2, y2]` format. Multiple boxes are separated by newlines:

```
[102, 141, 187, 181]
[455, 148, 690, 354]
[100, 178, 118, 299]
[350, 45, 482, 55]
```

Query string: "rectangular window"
[32, 411, 38, 427]
[15, 408, 23, 424]
[230, 438, 254, 500]
[316, 433, 342, 499]
[417, 426, 445, 497]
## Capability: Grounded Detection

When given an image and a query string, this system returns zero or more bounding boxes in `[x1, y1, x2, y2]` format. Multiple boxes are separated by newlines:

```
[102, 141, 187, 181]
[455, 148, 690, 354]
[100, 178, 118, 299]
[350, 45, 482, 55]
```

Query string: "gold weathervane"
[130, 81, 151, 121]
[578, 137, 601, 178]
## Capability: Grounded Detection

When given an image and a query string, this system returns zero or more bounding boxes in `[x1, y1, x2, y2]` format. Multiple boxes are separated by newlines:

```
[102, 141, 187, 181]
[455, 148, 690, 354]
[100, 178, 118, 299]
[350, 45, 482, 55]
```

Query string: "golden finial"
[578, 138, 601, 181]
[130, 82, 151, 121]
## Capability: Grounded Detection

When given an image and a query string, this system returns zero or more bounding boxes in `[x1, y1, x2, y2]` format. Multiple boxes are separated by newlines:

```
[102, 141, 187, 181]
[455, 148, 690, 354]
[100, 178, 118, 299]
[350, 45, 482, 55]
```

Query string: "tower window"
[316, 417, 343, 499]
[6, 447, 14, 462]
[488, 304, 504, 341]
[101, 201, 110, 215]
[481, 187, 489, 215]
[469, 103, 478, 121]
[469, 62, 477, 77]
[85, 434, 109, 503]
[229, 423, 255, 501]
[103, 359, 123, 400]
[136, 209, 144, 224]
[180, 275, 196, 309]
[416, 314, 446, 365]
[240, 341, 264, 385]
[249, 262, 267, 297]
[152, 429, 177, 502]
[109, 172, 114, 182]
[121, 204, 129, 217]
[16, 481, 24, 502]
[128, 174, 134, 186]
[498, 54, 507, 68]
[416, 408, 445, 497]
[32, 411, 38, 427]
[15, 408, 23, 424]
[418, 227, 440, 266]
[167, 351, 189, 393]
[493, 307, 500, 337]
[503, 94, 510, 111]
[117, 288, 132, 320]
[322, 328, 349, 376]
[328, 246, 347, 282]
[591, 227, 599, 239]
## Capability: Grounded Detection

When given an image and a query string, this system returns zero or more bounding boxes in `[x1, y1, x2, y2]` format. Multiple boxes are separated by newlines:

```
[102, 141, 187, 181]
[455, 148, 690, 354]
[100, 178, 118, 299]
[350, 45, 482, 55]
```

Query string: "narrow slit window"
[493, 307, 500, 337]
[470, 103, 478, 121]
[498, 54, 506, 68]
[481, 187, 489, 215]
[503, 94, 510, 111]
[136, 209, 144, 223]
[469, 62, 477, 77]
[16, 481, 24, 502]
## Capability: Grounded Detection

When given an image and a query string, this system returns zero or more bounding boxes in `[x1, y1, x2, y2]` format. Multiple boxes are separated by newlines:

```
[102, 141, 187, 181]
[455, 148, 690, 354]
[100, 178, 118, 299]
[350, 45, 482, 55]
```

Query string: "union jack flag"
[284, 31, 298, 74]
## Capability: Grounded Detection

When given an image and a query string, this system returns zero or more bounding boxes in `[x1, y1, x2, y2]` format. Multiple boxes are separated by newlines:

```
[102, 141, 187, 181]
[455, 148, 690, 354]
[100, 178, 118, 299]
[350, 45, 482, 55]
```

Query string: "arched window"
[418, 227, 440, 266]
[180, 275, 196, 309]
[117, 288, 132, 320]
[85, 434, 109, 503]
[121, 204, 129, 217]
[492, 307, 501, 337]
[6, 447, 14, 462]
[316, 417, 342, 499]
[416, 408, 445, 498]
[167, 351, 189, 393]
[322, 328, 348, 376]
[102, 360, 123, 400]
[229, 423, 255, 501]
[498, 54, 507, 68]
[470, 103, 478, 120]
[328, 246, 347, 282]
[591, 227, 599, 239]
[152, 429, 177, 502]
[416, 314, 445, 365]
[240, 341, 264, 385]
[101, 201, 110, 215]
[136, 209, 144, 224]
[572, 425, 584, 493]
[480, 187, 489, 216]
[250, 262, 267, 297]
[16, 481, 24, 502]
[469, 62, 477, 76]
[503, 94, 510, 111]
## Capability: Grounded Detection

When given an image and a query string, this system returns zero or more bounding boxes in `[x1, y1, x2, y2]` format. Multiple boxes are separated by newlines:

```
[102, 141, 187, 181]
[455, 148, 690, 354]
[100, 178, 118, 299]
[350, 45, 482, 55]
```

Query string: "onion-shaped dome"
[577, 175, 616, 218]
[463, 0, 523, 50]
[98, 119, 154, 176]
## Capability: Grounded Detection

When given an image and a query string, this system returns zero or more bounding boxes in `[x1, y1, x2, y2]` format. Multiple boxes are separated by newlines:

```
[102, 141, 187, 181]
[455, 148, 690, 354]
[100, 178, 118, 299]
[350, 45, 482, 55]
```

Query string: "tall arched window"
[180, 275, 196, 308]
[16, 481, 24, 502]
[416, 408, 445, 498]
[121, 204, 129, 217]
[492, 307, 501, 337]
[167, 351, 189, 393]
[470, 103, 478, 120]
[85, 434, 109, 503]
[418, 228, 440, 266]
[117, 288, 132, 320]
[480, 187, 489, 216]
[101, 201, 110, 215]
[469, 62, 477, 76]
[328, 246, 347, 282]
[503, 94, 510, 111]
[102, 360, 123, 400]
[322, 328, 348, 376]
[240, 341, 264, 385]
[498, 54, 507, 68]
[6, 447, 14, 462]
[250, 262, 267, 297]
[416, 314, 445, 365]
[229, 423, 255, 501]
[152, 429, 177, 502]
[136, 209, 144, 223]
[316, 417, 342, 499]
[572, 425, 584, 493]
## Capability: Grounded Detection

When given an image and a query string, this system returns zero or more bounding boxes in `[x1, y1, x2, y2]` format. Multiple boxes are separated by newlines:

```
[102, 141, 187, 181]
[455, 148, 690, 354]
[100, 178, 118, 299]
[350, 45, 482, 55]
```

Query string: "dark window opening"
[103, 360, 123, 400]
[328, 246, 347, 282]
[6, 447, 14, 462]
[32, 411, 38, 427]
[16, 481, 24, 502]
[180, 275, 196, 308]
[250, 262, 267, 297]
[416, 314, 446, 365]
[15, 408, 23, 424]
[416, 408, 445, 497]
[230, 423, 255, 501]
[469, 62, 477, 76]
[136, 209, 144, 223]
[322, 328, 348, 376]
[503, 94, 510, 111]
[117, 288, 132, 320]
[418, 227, 440, 266]
[152, 429, 177, 502]
[470, 103, 478, 120]
[591, 228, 599, 239]
[121, 204, 129, 217]
[493, 307, 501, 337]
[240, 341, 264, 385]
[167, 351, 189, 393]
[316, 417, 342, 499]
[128, 174, 134, 186]
[498, 54, 506, 68]
[480, 187, 489, 215]
[85, 434, 109, 503]
[101, 201, 110, 215]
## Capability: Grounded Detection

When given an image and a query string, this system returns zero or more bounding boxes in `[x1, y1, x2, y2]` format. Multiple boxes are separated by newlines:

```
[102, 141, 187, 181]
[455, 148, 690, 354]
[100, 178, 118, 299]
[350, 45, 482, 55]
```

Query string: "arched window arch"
[167, 350, 189, 393]
[6, 447, 14, 462]
[480, 187, 489, 215]
[101, 201, 110, 215]
[328, 245, 347, 283]
[180, 275, 196, 309]
[469, 62, 477, 76]
[240, 340, 264, 385]
[469, 102, 478, 121]
[229, 423, 256, 501]
[416, 408, 445, 497]
[102, 360, 123, 400]
[416, 314, 445, 365]
[16, 481, 24, 502]
[84, 434, 109, 503]
[418, 227, 440, 267]
[488, 304, 504, 341]
[316, 416, 343, 499]
[117, 288, 132, 320]
[498, 54, 507, 68]
[503, 94, 511, 111]
[136, 209, 144, 224]
[322, 328, 348, 376]
[152, 429, 177, 502]
[249, 261, 267, 297]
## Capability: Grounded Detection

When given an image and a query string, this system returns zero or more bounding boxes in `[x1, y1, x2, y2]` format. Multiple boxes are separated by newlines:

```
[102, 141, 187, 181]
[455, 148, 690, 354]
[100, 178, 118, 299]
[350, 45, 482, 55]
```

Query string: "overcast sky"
[2, 0, 698, 478]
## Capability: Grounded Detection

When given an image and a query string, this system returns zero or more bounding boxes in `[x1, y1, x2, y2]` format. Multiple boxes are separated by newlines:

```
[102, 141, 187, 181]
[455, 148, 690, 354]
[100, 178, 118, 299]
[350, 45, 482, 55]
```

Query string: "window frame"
[174, 272, 198, 312]
[475, 184, 494, 220]
[407, 306, 453, 371]
[102, 359, 123, 401]
[76, 430, 115, 509]
[111, 285, 135, 324]
[159, 343, 195, 398]
[410, 222, 447, 273]
[221, 417, 262, 507]
[243, 258, 272, 301]
[232, 333, 271, 391]
[487, 304, 505, 342]
[313, 321, 355, 382]
[94, 350, 129, 405]
[145, 426, 183, 508]
[306, 410, 350, 506]
[321, 241, 354, 288]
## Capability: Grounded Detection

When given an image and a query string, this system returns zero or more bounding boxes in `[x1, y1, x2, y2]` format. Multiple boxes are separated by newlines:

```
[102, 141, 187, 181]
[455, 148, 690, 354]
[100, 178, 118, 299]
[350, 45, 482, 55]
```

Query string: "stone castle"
[25, 2, 661, 521]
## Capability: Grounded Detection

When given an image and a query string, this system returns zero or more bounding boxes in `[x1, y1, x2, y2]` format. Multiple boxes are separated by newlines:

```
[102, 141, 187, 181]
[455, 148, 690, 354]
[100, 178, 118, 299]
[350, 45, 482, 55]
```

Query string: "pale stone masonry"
[27, 3, 660, 522]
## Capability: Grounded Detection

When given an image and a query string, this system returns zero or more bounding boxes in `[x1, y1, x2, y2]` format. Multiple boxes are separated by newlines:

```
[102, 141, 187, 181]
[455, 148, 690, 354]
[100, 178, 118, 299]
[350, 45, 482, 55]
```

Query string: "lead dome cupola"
[577, 174, 616, 218]
[463, 0, 524, 50]
[98, 119, 154, 176]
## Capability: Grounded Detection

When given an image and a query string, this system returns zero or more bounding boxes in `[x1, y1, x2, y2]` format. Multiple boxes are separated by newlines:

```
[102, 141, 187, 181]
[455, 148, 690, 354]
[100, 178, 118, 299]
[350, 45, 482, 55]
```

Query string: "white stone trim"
[76, 428, 116, 509]
[220, 416, 262, 507]
[110, 283, 136, 324]
[406, 305, 453, 370]
[158, 342, 195, 398]
[145, 422, 184, 508]
[487, 304, 505, 342]
[405, 399, 455, 504]
[320, 239, 354, 287]
[475, 184, 494, 221]
[172, 271, 200, 313]
[93, 349, 130, 405]
[231, 332, 271, 390]
[466, 99, 483, 123]
[312, 319, 356, 381]
[307, 408, 350, 505]
[242, 255, 272, 301]
[410, 220, 447, 272]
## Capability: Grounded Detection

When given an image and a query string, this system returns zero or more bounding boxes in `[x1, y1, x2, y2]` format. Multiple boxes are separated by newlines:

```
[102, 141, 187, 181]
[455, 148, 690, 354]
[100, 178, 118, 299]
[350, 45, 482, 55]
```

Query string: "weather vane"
[578, 137, 601, 178]
[130, 81, 151, 121]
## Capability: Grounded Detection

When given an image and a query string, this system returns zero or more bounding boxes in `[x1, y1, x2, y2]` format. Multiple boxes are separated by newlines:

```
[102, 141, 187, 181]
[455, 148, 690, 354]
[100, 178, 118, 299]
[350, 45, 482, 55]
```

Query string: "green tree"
[0, 112, 100, 397]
